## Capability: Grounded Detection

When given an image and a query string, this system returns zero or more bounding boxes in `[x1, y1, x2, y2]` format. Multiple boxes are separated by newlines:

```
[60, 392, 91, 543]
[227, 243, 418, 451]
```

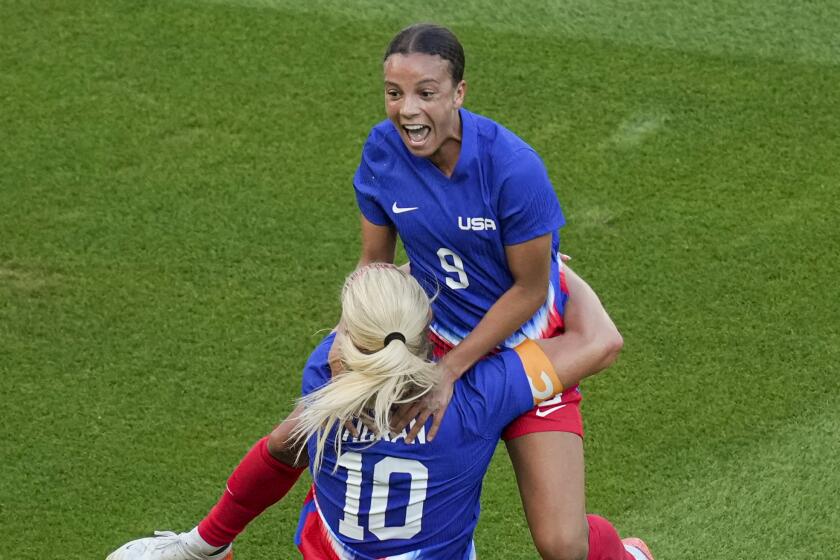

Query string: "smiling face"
[383, 52, 466, 175]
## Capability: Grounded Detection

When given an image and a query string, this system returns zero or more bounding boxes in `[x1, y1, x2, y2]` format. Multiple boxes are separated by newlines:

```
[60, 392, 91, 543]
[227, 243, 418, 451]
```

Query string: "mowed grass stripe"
[192, 0, 840, 66]
[1, 3, 371, 557]
[615, 399, 840, 560]
[1, 2, 839, 559]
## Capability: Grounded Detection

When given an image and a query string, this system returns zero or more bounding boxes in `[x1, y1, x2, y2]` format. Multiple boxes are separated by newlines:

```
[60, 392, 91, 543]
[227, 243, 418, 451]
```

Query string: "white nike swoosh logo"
[392, 202, 419, 214]
[535, 404, 567, 417]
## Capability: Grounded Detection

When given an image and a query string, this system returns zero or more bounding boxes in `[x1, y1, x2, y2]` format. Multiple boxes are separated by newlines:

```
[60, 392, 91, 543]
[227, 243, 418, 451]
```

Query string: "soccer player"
[349, 24, 651, 560]
[292, 265, 652, 560]
[108, 265, 652, 560]
[107, 24, 654, 560]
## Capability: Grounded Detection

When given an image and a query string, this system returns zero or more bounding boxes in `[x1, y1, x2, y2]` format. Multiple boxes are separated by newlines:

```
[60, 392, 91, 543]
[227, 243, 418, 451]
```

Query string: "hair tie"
[384, 332, 406, 346]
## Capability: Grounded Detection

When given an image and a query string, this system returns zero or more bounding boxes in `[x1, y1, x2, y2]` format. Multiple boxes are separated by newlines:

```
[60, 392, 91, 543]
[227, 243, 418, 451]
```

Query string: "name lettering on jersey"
[513, 339, 564, 405]
[458, 216, 497, 231]
[342, 418, 427, 445]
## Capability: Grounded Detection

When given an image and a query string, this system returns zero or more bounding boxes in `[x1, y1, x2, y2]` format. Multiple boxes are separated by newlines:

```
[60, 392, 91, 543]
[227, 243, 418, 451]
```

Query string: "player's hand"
[393, 366, 455, 443]
[560, 253, 571, 262]
[344, 411, 379, 438]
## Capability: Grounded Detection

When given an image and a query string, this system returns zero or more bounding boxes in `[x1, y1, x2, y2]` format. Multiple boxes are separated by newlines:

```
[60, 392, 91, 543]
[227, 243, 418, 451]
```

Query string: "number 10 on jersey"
[336, 452, 429, 541]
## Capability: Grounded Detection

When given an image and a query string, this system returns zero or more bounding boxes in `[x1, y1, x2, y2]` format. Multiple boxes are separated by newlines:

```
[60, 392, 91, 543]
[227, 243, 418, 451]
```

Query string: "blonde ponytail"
[292, 264, 439, 472]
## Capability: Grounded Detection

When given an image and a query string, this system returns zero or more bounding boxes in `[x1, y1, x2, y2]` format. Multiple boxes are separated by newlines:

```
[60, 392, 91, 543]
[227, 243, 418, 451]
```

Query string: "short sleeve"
[353, 130, 393, 227]
[301, 333, 337, 397]
[456, 341, 564, 439]
[455, 352, 535, 440]
[498, 149, 565, 246]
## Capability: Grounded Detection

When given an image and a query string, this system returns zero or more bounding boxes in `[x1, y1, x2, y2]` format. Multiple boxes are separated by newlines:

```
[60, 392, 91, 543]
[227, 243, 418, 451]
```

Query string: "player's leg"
[506, 429, 589, 560]
[267, 408, 310, 467]
[505, 265, 651, 560]
[107, 409, 306, 560]
[197, 407, 307, 546]
[295, 487, 343, 559]
[505, 410, 651, 560]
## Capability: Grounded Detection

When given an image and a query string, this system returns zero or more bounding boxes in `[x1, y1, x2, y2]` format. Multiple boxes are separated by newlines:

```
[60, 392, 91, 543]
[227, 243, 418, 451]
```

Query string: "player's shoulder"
[468, 109, 537, 159]
[364, 119, 402, 152]
[301, 332, 337, 396]
[466, 109, 546, 188]
[450, 349, 534, 438]
[358, 120, 407, 183]
[457, 352, 510, 396]
[458, 343, 550, 398]
[467, 350, 507, 373]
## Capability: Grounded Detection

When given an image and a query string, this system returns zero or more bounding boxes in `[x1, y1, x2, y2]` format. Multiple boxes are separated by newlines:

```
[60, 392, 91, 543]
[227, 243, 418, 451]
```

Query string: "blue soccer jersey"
[295, 333, 564, 559]
[354, 109, 567, 349]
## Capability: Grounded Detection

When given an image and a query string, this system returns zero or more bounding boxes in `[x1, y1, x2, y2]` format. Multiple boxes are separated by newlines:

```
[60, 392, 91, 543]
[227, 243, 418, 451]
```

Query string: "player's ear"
[453, 80, 466, 109]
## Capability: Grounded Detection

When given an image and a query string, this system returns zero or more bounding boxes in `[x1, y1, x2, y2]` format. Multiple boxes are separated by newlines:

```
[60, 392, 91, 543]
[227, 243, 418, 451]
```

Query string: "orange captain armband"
[513, 339, 564, 405]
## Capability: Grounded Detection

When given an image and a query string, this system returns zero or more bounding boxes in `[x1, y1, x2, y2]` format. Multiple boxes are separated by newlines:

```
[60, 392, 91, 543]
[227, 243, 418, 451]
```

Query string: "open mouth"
[403, 124, 431, 145]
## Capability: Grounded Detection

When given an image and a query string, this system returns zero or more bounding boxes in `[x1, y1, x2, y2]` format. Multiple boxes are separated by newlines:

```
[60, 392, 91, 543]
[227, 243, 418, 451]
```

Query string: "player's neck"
[429, 114, 462, 177]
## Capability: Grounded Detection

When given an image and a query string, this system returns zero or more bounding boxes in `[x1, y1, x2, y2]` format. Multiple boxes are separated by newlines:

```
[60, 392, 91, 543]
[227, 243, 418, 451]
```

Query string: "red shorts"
[428, 331, 584, 441]
[502, 385, 583, 440]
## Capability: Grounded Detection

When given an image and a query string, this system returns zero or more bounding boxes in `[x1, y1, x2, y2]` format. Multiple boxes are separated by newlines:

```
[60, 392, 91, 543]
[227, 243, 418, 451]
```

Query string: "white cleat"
[106, 531, 232, 560]
[622, 537, 654, 560]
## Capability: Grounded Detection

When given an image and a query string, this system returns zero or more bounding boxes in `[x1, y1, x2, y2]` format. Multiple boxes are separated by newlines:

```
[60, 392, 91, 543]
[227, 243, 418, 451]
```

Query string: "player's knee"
[267, 422, 308, 468]
[533, 526, 588, 560]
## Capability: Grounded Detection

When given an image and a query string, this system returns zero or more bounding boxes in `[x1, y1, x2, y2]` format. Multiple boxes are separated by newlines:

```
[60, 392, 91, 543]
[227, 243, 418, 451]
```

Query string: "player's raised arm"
[533, 266, 623, 390]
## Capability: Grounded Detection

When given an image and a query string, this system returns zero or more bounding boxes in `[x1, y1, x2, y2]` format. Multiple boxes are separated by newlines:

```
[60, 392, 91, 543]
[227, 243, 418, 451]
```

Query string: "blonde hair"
[293, 264, 438, 472]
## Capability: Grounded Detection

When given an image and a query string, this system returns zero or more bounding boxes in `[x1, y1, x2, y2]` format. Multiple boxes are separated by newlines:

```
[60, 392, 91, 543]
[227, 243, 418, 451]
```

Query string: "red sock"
[587, 514, 633, 560]
[197, 436, 305, 547]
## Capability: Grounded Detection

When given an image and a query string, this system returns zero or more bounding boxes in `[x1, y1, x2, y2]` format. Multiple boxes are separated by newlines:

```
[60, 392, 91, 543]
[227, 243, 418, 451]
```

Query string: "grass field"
[2, 1, 839, 559]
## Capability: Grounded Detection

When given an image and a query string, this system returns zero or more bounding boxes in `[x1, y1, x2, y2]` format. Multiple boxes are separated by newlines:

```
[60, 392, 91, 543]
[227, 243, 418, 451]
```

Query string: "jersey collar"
[397, 108, 478, 183]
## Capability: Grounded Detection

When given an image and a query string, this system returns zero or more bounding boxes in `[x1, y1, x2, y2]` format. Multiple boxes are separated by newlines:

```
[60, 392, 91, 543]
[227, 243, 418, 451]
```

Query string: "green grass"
[2, 1, 839, 558]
